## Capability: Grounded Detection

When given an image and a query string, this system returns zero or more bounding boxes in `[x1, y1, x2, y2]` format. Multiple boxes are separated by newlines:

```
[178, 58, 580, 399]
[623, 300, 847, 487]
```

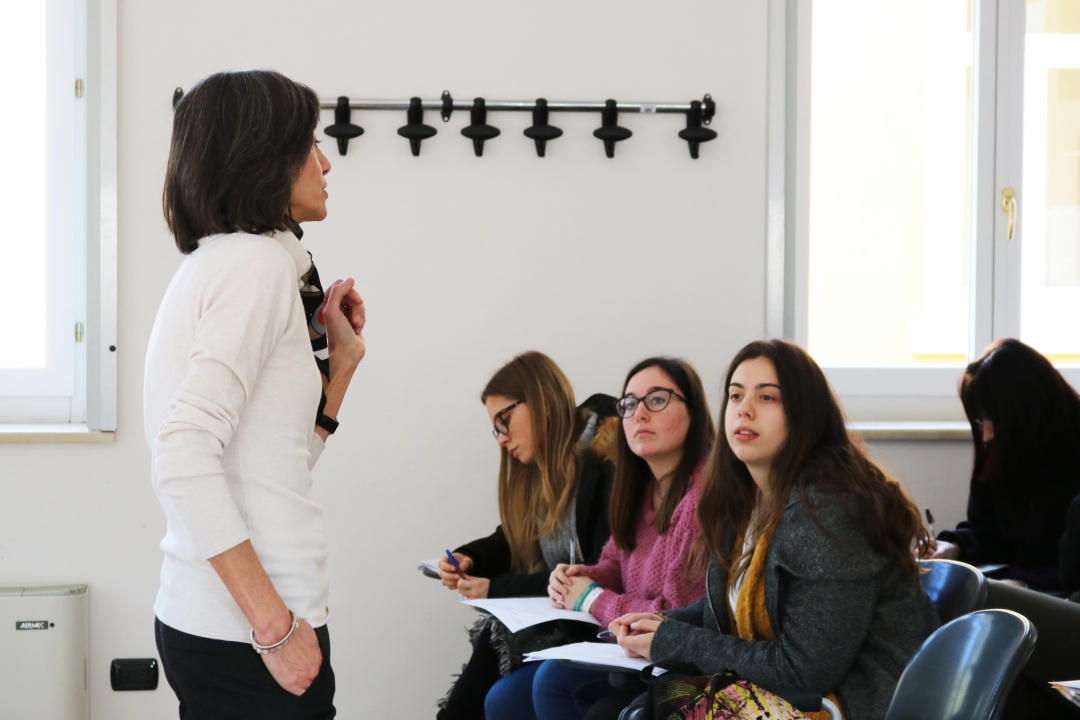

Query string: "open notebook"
[461, 596, 601, 633]
[524, 642, 667, 675]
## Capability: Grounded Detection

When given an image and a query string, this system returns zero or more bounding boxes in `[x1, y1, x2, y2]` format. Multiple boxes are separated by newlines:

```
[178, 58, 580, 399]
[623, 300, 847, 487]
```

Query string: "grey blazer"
[651, 484, 939, 720]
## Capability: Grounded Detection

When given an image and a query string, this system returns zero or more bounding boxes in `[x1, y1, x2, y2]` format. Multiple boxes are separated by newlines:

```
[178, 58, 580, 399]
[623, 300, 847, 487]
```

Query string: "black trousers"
[155, 618, 336, 720]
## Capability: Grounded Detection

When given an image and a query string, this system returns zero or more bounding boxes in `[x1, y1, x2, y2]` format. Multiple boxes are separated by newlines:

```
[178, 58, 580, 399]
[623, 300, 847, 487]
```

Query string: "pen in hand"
[445, 549, 469, 582]
[925, 508, 937, 538]
[596, 630, 615, 640]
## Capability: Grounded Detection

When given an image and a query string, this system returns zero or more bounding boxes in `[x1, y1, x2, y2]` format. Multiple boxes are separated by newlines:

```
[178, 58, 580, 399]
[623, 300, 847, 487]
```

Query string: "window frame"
[0, 0, 117, 432]
[768, 0, 1080, 411]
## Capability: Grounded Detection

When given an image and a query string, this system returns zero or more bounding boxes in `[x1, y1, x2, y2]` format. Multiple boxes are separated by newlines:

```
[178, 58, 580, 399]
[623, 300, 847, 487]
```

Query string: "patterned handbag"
[644, 671, 809, 720]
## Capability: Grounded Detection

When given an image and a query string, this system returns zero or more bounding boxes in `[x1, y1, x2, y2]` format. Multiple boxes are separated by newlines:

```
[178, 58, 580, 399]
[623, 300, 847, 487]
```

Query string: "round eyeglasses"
[492, 400, 525, 438]
[615, 388, 687, 418]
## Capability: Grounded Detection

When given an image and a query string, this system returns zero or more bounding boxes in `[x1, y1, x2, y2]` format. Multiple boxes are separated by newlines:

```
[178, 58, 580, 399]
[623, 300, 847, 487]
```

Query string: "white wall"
[0, 2, 974, 718]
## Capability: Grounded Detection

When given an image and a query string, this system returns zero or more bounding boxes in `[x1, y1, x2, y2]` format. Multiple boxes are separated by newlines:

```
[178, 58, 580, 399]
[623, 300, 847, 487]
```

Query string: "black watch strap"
[316, 412, 339, 435]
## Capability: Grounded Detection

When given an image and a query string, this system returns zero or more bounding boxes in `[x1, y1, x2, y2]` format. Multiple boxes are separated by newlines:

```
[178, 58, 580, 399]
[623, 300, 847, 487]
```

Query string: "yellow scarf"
[729, 525, 844, 720]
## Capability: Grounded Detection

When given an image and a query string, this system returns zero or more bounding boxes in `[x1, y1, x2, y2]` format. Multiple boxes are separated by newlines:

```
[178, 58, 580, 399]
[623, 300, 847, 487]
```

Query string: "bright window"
[1022, 0, 1080, 363]
[0, 0, 115, 430]
[778, 0, 1080, 403]
[0, 0, 49, 369]
[807, 0, 973, 368]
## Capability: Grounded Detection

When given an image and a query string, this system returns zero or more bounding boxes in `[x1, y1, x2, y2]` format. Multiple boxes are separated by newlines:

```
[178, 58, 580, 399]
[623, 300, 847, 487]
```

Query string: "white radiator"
[0, 584, 88, 720]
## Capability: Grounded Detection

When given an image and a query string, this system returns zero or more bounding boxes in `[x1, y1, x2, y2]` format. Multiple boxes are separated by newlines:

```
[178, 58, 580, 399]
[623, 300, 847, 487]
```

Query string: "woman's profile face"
[486, 395, 535, 465]
[622, 366, 691, 464]
[725, 357, 788, 476]
[289, 135, 331, 223]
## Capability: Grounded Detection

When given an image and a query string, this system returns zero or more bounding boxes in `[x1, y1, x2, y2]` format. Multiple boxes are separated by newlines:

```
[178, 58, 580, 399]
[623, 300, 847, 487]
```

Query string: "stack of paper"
[524, 641, 664, 674]
[1050, 680, 1080, 709]
[461, 596, 601, 633]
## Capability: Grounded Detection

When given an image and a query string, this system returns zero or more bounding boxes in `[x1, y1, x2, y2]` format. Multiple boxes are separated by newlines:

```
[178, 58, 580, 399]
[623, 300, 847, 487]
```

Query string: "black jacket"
[938, 455, 1080, 585]
[653, 485, 939, 720]
[1062, 495, 1080, 597]
[455, 394, 618, 599]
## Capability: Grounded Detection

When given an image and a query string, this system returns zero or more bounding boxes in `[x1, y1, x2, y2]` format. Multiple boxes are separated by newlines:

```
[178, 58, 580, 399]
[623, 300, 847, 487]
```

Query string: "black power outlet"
[110, 658, 159, 691]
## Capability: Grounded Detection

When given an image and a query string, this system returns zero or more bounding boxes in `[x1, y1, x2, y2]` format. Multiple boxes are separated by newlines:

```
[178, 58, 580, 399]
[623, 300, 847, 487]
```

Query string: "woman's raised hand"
[322, 278, 365, 376]
[437, 553, 473, 590]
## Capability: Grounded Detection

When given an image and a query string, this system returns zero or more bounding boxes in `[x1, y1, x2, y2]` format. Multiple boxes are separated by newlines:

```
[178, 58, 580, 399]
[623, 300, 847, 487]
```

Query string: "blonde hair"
[482, 351, 583, 573]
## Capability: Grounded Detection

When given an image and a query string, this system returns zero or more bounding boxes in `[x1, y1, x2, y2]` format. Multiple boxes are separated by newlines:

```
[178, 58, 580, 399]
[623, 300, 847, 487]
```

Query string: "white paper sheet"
[461, 596, 601, 633]
[523, 641, 663, 674]
[975, 564, 1007, 574]
[1054, 679, 1080, 691]
[418, 559, 442, 575]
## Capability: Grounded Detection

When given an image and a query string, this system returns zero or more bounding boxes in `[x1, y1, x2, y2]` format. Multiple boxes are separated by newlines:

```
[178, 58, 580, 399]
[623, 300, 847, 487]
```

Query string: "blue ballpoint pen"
[445, 549, 469, 582]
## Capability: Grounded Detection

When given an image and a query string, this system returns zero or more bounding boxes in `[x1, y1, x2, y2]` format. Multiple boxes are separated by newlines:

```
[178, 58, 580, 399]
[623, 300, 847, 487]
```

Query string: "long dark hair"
[163, 70, 321, 254]
[609, 357, 715, 552]
[698, 340, 927, 578]
[481, 351, 584, 573]
[961, 339, 1080, 494]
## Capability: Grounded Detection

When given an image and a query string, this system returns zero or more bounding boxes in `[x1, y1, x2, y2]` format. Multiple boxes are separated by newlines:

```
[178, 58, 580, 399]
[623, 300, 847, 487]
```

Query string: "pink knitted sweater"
[585, 461, 707, 626]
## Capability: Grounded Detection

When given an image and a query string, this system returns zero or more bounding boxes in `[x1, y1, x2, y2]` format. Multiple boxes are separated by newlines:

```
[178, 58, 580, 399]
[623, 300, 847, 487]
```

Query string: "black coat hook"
[441, 90, 454, 122]
[172, 87, 184, 110]
[679, 100, 717, 159]
[523, 99, 563, 157]
[323, 96, 364, 156]
[460, 98, 500, 157]
[702, 93, 716, 125]
[593, 99, 632, 158]
[397, 97, 437, 156]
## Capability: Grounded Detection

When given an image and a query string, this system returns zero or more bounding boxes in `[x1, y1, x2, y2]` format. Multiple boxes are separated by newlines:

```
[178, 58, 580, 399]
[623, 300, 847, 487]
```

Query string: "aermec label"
[15, 620, 49, 630]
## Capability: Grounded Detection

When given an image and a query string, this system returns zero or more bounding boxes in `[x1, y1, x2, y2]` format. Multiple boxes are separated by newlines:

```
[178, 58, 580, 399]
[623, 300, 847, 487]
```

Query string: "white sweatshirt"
[144, 230, 329, 642]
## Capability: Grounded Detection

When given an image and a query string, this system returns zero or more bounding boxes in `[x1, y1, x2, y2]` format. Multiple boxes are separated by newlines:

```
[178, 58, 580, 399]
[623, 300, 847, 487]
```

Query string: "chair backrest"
[919, 559, 988, 623]
[884, 609, 1037, 720]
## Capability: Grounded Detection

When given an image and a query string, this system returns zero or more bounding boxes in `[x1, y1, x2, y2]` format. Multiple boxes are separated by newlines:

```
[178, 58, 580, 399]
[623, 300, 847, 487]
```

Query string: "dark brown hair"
[481, 351, 584, 573]
[961, 338, 1080, 497]
[163, 70, 321, 254]
[609, 357, 715, 552]
[698, 340, 927, 579]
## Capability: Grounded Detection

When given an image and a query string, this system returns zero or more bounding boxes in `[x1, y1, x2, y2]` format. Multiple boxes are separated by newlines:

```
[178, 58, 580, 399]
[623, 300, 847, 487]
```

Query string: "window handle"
[1002, 187, 1017, 241]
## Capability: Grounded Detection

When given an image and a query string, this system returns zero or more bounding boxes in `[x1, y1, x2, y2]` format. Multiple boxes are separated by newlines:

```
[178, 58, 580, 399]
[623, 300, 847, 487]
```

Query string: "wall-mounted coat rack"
[321, 92, 716, 159]
[171, 88, 717, 159]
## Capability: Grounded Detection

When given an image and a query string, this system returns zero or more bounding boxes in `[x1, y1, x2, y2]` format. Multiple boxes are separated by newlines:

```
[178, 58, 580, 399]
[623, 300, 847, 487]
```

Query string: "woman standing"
[931, 339, 1080, 594]
[609, 340, 938, 720]
[436, 352, 619, 720]
[145, 70, 364, 719]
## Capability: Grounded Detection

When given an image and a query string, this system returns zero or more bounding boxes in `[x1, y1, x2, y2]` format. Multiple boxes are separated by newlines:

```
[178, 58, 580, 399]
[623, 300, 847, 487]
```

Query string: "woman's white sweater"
[144, 230, 328, 642]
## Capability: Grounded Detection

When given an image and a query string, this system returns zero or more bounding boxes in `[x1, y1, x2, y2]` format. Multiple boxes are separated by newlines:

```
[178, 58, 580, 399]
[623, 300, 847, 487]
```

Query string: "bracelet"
[580, 587, 604, 614]
[573, 583, 599, 612]
[250, 611, 299, 655]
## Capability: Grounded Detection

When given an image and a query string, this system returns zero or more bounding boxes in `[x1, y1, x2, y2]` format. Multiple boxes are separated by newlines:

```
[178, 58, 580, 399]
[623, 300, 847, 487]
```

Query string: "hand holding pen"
[437, 551, 472, 590]
[445, 550, 491, 599]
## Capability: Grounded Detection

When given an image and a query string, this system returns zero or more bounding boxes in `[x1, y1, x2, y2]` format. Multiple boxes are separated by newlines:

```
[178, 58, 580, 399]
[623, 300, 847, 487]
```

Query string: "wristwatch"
[315, 412, 339, 435]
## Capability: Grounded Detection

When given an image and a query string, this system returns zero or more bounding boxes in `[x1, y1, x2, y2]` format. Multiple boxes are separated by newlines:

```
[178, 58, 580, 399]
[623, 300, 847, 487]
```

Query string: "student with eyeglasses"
[513, 357, 714, 720]
[435, 351, 620, 720]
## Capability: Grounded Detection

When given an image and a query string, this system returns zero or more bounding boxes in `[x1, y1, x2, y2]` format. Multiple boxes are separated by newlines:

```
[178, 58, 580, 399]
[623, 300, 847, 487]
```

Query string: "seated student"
[607, 340, 939, 720]
[436, 351, 619, 720]
[931, 339, 1080, 594]
[1065, 496, 1080, 603]
[521, 358, 715, 720]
